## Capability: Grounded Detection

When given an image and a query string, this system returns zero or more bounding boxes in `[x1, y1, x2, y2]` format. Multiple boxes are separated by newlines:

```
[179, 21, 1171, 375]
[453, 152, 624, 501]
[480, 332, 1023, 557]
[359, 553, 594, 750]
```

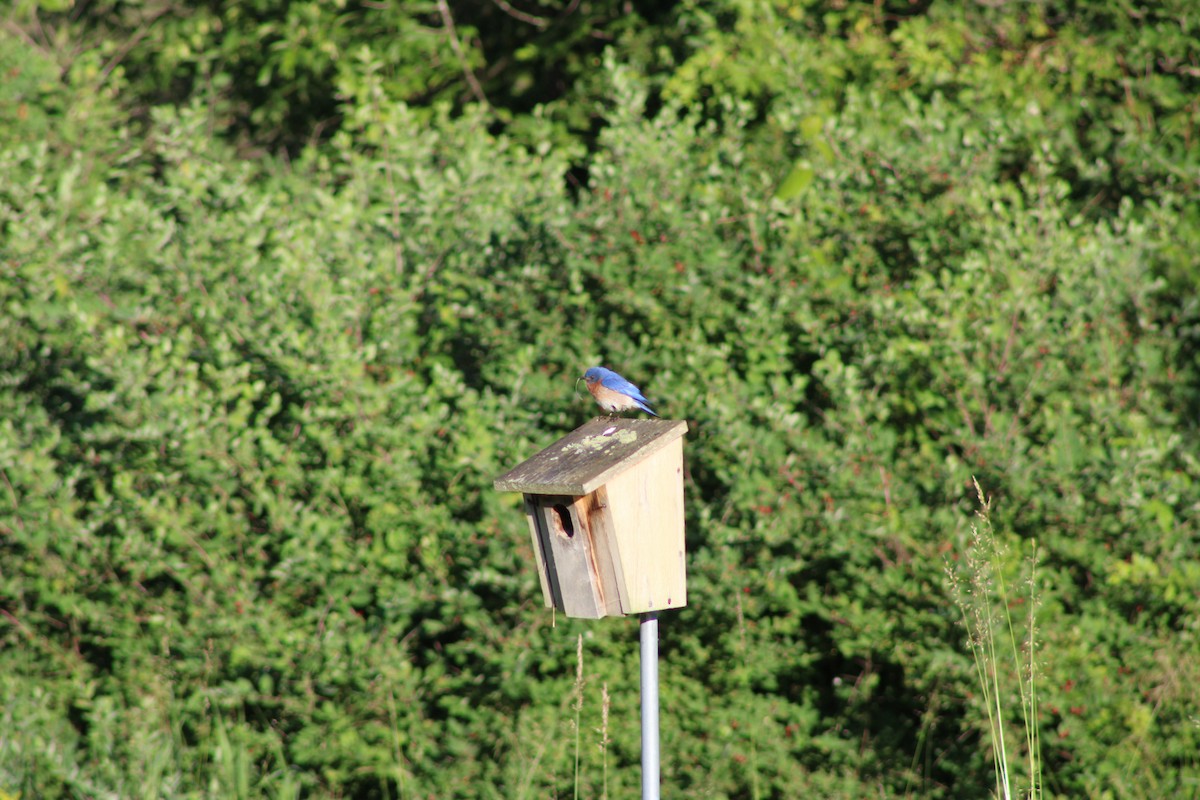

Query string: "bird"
[580, 366, 658, 417]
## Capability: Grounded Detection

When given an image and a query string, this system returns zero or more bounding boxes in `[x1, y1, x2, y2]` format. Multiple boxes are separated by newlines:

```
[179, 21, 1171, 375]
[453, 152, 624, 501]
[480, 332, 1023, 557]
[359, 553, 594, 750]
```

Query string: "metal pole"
[640, 611, 660, 800]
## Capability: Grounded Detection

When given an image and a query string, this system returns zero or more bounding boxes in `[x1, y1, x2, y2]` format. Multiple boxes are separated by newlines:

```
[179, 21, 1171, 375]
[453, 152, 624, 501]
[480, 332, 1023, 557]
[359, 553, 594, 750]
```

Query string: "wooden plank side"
[580, 487, 627, 617]
[602, 437, 687, 613]
[494, 418, 687, 495]
[533, 497, 605, 619]
[523, 495, 554, 609]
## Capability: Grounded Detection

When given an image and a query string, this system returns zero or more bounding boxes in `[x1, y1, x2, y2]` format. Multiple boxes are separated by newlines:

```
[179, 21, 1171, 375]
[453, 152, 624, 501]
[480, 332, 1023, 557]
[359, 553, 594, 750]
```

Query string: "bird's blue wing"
[599, 369, 657, 414]
[599, 370, 644, 399]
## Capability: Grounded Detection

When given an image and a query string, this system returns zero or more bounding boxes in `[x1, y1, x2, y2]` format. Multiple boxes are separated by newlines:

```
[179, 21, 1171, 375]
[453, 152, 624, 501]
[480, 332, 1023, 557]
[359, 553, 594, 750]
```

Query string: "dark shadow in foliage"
[44, 0, 682, 155]
[13, 336, 114, 458]
[1174, 308, 1200, 432]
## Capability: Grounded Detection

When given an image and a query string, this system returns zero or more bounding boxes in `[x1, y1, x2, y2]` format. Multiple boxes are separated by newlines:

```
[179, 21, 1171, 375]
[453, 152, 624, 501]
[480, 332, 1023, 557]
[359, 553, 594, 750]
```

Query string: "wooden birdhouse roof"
[494, 418, 688, 496]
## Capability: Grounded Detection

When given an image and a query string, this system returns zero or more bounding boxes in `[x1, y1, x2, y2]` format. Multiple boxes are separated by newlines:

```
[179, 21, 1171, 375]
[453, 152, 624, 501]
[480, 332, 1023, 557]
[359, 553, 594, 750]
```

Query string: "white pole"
[640, 611, 660, 800]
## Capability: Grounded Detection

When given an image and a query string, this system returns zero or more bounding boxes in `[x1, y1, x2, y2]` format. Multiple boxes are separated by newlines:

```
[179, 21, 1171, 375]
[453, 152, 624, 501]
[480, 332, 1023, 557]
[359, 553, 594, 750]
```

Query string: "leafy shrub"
[2, 6, 1199, 798]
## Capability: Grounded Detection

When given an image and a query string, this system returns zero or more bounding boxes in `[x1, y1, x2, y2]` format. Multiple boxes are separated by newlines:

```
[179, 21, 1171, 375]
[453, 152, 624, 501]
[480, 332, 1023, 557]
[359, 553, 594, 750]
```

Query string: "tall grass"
[599, 683, 611, 800]
[947, 479, 1043, 800]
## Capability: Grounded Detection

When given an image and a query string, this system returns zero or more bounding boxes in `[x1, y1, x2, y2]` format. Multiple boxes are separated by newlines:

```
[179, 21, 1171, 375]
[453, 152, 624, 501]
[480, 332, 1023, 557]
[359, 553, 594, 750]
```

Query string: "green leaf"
[774, 160, 814, 201]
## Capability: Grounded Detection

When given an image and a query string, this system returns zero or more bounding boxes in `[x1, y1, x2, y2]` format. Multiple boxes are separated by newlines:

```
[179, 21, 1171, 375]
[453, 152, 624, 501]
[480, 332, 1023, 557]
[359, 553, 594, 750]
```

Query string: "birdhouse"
[494, 418, 689, 619]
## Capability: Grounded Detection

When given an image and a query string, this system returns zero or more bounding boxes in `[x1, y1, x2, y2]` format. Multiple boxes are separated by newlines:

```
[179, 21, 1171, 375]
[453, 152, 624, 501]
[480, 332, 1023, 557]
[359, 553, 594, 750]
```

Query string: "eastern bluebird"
[581, 367, 658, 417]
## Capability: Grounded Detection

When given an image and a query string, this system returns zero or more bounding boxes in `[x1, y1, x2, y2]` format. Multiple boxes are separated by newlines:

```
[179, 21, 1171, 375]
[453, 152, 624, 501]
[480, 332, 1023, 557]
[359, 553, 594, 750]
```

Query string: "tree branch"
[437, 0, 489, 106]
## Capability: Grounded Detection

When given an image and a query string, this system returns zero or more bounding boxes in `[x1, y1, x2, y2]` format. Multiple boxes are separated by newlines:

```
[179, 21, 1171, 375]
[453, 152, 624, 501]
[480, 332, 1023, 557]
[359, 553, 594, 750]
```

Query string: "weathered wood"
[527, 495, 603, 618]
[577, 491, 625, 616]
[525, 494, 624, 618]
[493, 418, 688, 495]
[523, 496, 554, 609]
[495, 417, 689, 618]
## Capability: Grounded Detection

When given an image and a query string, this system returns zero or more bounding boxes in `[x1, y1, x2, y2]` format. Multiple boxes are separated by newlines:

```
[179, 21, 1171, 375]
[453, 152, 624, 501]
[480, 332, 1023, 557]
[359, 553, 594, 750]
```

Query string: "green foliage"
[10, 0, 677, 153]
[3, 3, 1200, 798]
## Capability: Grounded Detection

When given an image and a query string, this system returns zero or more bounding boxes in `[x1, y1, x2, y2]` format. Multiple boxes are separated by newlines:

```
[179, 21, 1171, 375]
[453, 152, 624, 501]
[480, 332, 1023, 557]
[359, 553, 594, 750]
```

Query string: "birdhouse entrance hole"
[551, 503, 575, 538]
